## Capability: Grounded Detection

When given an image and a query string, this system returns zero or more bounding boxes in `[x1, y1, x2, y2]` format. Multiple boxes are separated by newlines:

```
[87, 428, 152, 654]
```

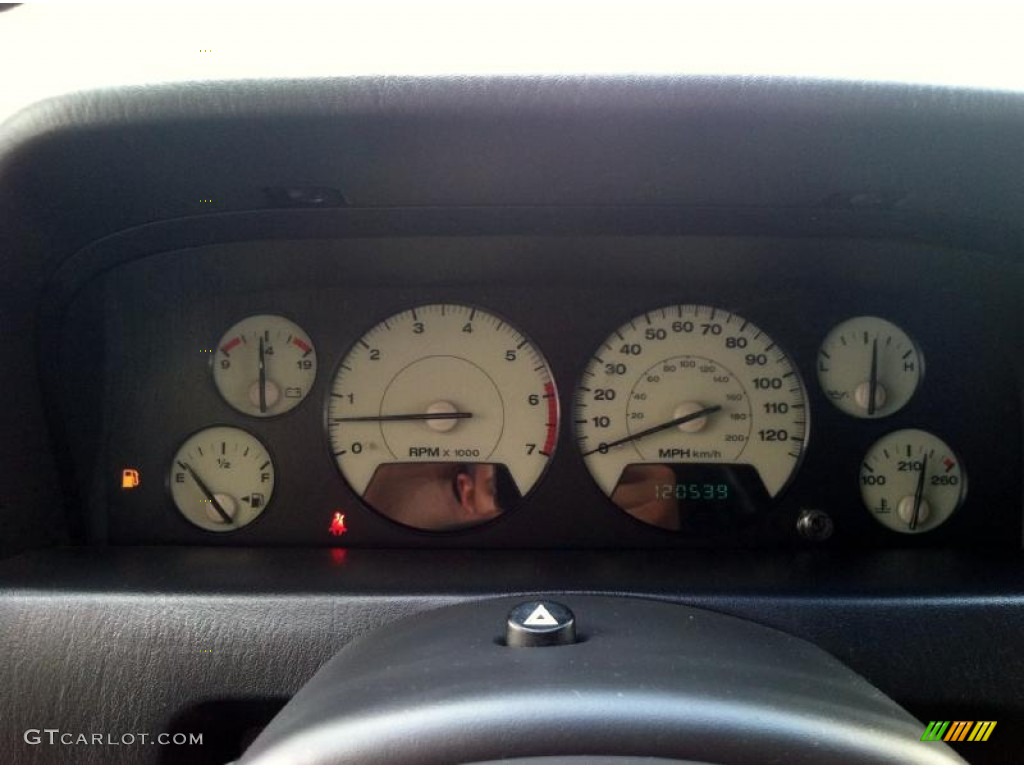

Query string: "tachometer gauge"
[169, 426, 275, 532]
[817, 316, 922, 418]
[327, 304, 558, 531]
[860, 429, 965, 534]
[212, 314, 317, 417]
[574, 305, 808, 531]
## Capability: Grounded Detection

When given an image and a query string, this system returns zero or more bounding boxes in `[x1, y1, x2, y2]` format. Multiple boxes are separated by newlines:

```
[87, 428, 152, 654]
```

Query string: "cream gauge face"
[327, 304, 559, 531]
[860, 429, 965, 534]
[169, 426, 275, 532]
[817, 316, 922, 418]
[574, 305, 809, 531]
[212, 314, 317, 417]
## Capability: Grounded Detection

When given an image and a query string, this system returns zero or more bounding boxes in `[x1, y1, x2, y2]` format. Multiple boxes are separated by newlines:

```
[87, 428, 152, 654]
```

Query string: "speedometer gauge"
[575, 305, 808, 531]
[327, 304, 558, 532]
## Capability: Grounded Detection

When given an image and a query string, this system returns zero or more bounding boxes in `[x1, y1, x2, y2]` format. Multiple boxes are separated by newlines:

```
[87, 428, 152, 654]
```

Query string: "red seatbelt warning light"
[330, 548, 347, 565]
[329, 511, 348, 537]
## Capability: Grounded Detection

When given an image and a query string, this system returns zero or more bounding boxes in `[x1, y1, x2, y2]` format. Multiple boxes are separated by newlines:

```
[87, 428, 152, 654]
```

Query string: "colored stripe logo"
[921, 720, 996, 742]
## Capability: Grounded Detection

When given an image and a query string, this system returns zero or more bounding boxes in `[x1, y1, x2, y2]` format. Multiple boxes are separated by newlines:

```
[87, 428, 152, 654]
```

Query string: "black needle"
[867, 337, 879, 416]
[332, 412, 473, 423]
[258, 336, 267, 414]
[581, 405, 722, 457]
[177, 461, 233, 524]
[909, 453, 928, 531]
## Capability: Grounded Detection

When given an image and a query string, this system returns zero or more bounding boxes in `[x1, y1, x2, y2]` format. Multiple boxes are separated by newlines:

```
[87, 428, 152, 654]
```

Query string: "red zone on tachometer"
[542, 381, 558, 456]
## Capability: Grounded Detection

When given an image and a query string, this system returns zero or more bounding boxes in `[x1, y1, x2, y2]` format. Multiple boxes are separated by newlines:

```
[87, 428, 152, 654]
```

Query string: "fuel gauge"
[169, 426, 275, 531]
[817, 316, 922, 418]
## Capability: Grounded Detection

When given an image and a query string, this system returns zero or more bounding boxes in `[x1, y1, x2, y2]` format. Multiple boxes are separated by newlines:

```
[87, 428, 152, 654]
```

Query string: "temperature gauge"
[212, 314, 317, 417]
[860, 429, 966, 534]
[169, 426, 275, 531]
[817, 317, 922, 418]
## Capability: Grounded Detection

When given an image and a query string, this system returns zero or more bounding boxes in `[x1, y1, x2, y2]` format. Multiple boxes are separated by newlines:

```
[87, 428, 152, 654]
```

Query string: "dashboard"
[2, 71, 1023, 763]
[53, 229, 1020, 549]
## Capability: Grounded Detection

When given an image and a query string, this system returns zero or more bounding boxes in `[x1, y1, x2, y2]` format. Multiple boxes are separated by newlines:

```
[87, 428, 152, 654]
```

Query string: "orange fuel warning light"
[329, 511, 348, 537]
[121, 468, 140, 489]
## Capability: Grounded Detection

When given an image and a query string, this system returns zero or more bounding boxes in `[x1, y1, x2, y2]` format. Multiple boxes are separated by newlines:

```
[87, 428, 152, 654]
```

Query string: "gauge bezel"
[572, 302, 811, 534]
[165, 423, 277, 534]
[322, 301, 561, 536]
[816, 315, 926, 420]
[859, 427, 968, 535]
[209, 311, 319, 420]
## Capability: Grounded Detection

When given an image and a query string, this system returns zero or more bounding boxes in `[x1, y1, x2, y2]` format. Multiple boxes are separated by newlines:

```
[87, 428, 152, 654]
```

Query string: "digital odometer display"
[654, 482, 730, 502]
[574, 305, 809, 531]
[614, 463, 774, 532]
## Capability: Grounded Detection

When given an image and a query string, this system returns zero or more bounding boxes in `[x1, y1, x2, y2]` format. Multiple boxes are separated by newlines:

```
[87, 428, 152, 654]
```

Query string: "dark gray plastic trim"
[241, 596, 961, 764]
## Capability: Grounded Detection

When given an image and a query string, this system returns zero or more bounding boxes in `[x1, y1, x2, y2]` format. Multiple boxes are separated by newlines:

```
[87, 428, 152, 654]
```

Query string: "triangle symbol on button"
[523, 604, 559, 627]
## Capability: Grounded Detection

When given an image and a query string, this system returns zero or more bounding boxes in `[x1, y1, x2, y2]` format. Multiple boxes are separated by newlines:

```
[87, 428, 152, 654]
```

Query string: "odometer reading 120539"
[574, 305, 809, 531]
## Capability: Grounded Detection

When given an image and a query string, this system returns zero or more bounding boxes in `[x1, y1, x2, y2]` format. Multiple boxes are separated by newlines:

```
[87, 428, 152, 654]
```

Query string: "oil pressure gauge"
[860, 429, 965, 534]
[212, 314, 317, 417]
[817, 317, 922, 418]
[169, 426, 275, 532]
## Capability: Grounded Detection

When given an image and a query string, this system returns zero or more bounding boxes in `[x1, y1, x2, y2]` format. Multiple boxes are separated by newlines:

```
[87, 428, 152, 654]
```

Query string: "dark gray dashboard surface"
[4, 75, 1024, 556]
[2, 547, 1023, 763]
[1, 76, 1023, 764]
[53, 232, 1021, 550]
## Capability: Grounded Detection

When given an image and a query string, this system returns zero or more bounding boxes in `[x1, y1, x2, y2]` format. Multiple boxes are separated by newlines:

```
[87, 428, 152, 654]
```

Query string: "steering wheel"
[241, 596, 962, 764]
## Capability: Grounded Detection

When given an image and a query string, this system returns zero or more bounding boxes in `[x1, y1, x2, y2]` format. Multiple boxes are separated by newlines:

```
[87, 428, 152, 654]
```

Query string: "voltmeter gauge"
[212, 314, 317, 417]
[860, 429, 965, 534]
[327, 304, 558, 532]
[574, 305, 809, 532]
[817, 317, 922, 418]
[169, 426, 275, 532]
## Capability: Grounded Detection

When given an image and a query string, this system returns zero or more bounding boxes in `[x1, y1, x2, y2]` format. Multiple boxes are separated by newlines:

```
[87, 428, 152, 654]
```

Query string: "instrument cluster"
[55, 235, 1020, 549]
[172, 303, 959, 538]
